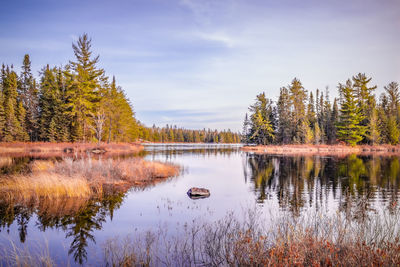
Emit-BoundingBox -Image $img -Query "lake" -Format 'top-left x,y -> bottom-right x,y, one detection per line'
1,144 -> 399,266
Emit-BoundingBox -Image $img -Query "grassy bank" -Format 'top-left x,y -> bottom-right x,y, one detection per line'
241,144 -> 400,155
0,157 -> 179,204
0,142 -> 143,156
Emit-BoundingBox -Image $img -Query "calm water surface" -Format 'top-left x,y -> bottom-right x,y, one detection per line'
1,144 -> 400,265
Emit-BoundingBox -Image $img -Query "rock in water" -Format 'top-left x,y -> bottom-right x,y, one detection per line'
187,187 -> 210,199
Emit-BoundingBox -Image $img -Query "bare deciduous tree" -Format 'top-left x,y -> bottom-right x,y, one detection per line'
90,110 -> 106,145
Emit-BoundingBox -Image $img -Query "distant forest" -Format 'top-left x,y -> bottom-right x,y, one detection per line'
0,34 -> 238,144
139,125 -> 241,143
243,76 -> 400,146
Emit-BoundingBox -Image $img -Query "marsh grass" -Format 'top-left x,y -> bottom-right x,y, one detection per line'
0,157 -> 180,205
0,239 -> 55,267
0,157 -> 12,169
103,206 -> 400,266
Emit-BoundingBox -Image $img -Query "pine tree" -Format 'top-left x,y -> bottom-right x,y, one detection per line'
329,98 -> 339,143
353,73 -> 377,120
277,87 -> 291,143
65,34 -> 105,141
299,119 -> 313,144
307,92 -> 316,126
2,66 -> 22,141
248,93 -> 275,144
48,118 -> 57,142
387,115 -> 399,145
367,107 -> 380,145
384,82 -> 400,119
39,65 -> 58,141
249,110 -> 275,144
289,78 -> 307,143
314,121 -> 322,144
242,113 -> 250,143
337,80 -> 366,146
16,101 -> 29,141
19,54 -> 39,141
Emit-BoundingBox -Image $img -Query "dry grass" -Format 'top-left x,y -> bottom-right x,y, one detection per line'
0,157 -> 12,168
103,207 -> 400,267
242,144 -> 400,156
0,239 -> 56,267
0,157 -> 180,205
0,173 -> 92,200
0,142 -> 143,156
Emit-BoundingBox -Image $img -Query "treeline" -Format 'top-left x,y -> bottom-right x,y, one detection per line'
0,34 -> 138,143
243,74 -> 400,146
138,125 -> 241,143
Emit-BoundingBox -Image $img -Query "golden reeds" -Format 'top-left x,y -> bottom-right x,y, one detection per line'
0,157 -> 180,204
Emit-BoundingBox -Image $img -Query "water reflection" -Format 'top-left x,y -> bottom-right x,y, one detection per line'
1,146 -> 400,265
0,191 -> 126,264
245,154 -> 400,216
144,144 -> 241,161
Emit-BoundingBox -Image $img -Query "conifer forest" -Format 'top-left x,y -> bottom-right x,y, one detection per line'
243,77 -> 400,146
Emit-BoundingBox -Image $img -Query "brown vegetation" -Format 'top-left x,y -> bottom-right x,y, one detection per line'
103,207 -> 400,266
0,157 -> 180,205
241,144 -> 400,156
0,142 -> 143,157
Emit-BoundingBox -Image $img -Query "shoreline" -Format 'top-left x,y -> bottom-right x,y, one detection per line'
0,157 -> 180,207
241,144 -> 400,155
0,142 -> 144,156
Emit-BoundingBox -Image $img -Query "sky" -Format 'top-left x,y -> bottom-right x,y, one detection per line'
0,0 -> 399,131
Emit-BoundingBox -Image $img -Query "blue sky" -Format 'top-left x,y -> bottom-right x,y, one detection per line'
1,0 -> 399,131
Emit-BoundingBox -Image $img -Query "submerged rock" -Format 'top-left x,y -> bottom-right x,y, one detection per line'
187,187 -> 210,199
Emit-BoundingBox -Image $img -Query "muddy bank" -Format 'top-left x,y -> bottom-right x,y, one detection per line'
241,144 -> 400,155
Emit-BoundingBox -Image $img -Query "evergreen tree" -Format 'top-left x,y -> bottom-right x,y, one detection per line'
249,110 -> 274,144
242,113 -> 250,143
19,54 -> 39,141
299,119 -> 313,144
247,93 -> 275,144
65,34 -> 105,141
2,66 -> 22,141
313,121 -> 322,144
353,73 -> 377,120
307,92 -> 316,126
289,78 -> 307,143
16,101 -> 29,141
367,107 -> 380,145
39,66 -> 59,141
337,80 -> 366,146
277,87 -> 291,143
353,73 -> 377,144
328,98 -> 339,143
387,115 -> 399,145
384,82 -> 400,119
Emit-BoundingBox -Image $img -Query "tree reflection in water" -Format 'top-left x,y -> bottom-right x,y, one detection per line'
0,191 -> 125,265
245,153 -> 400,216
